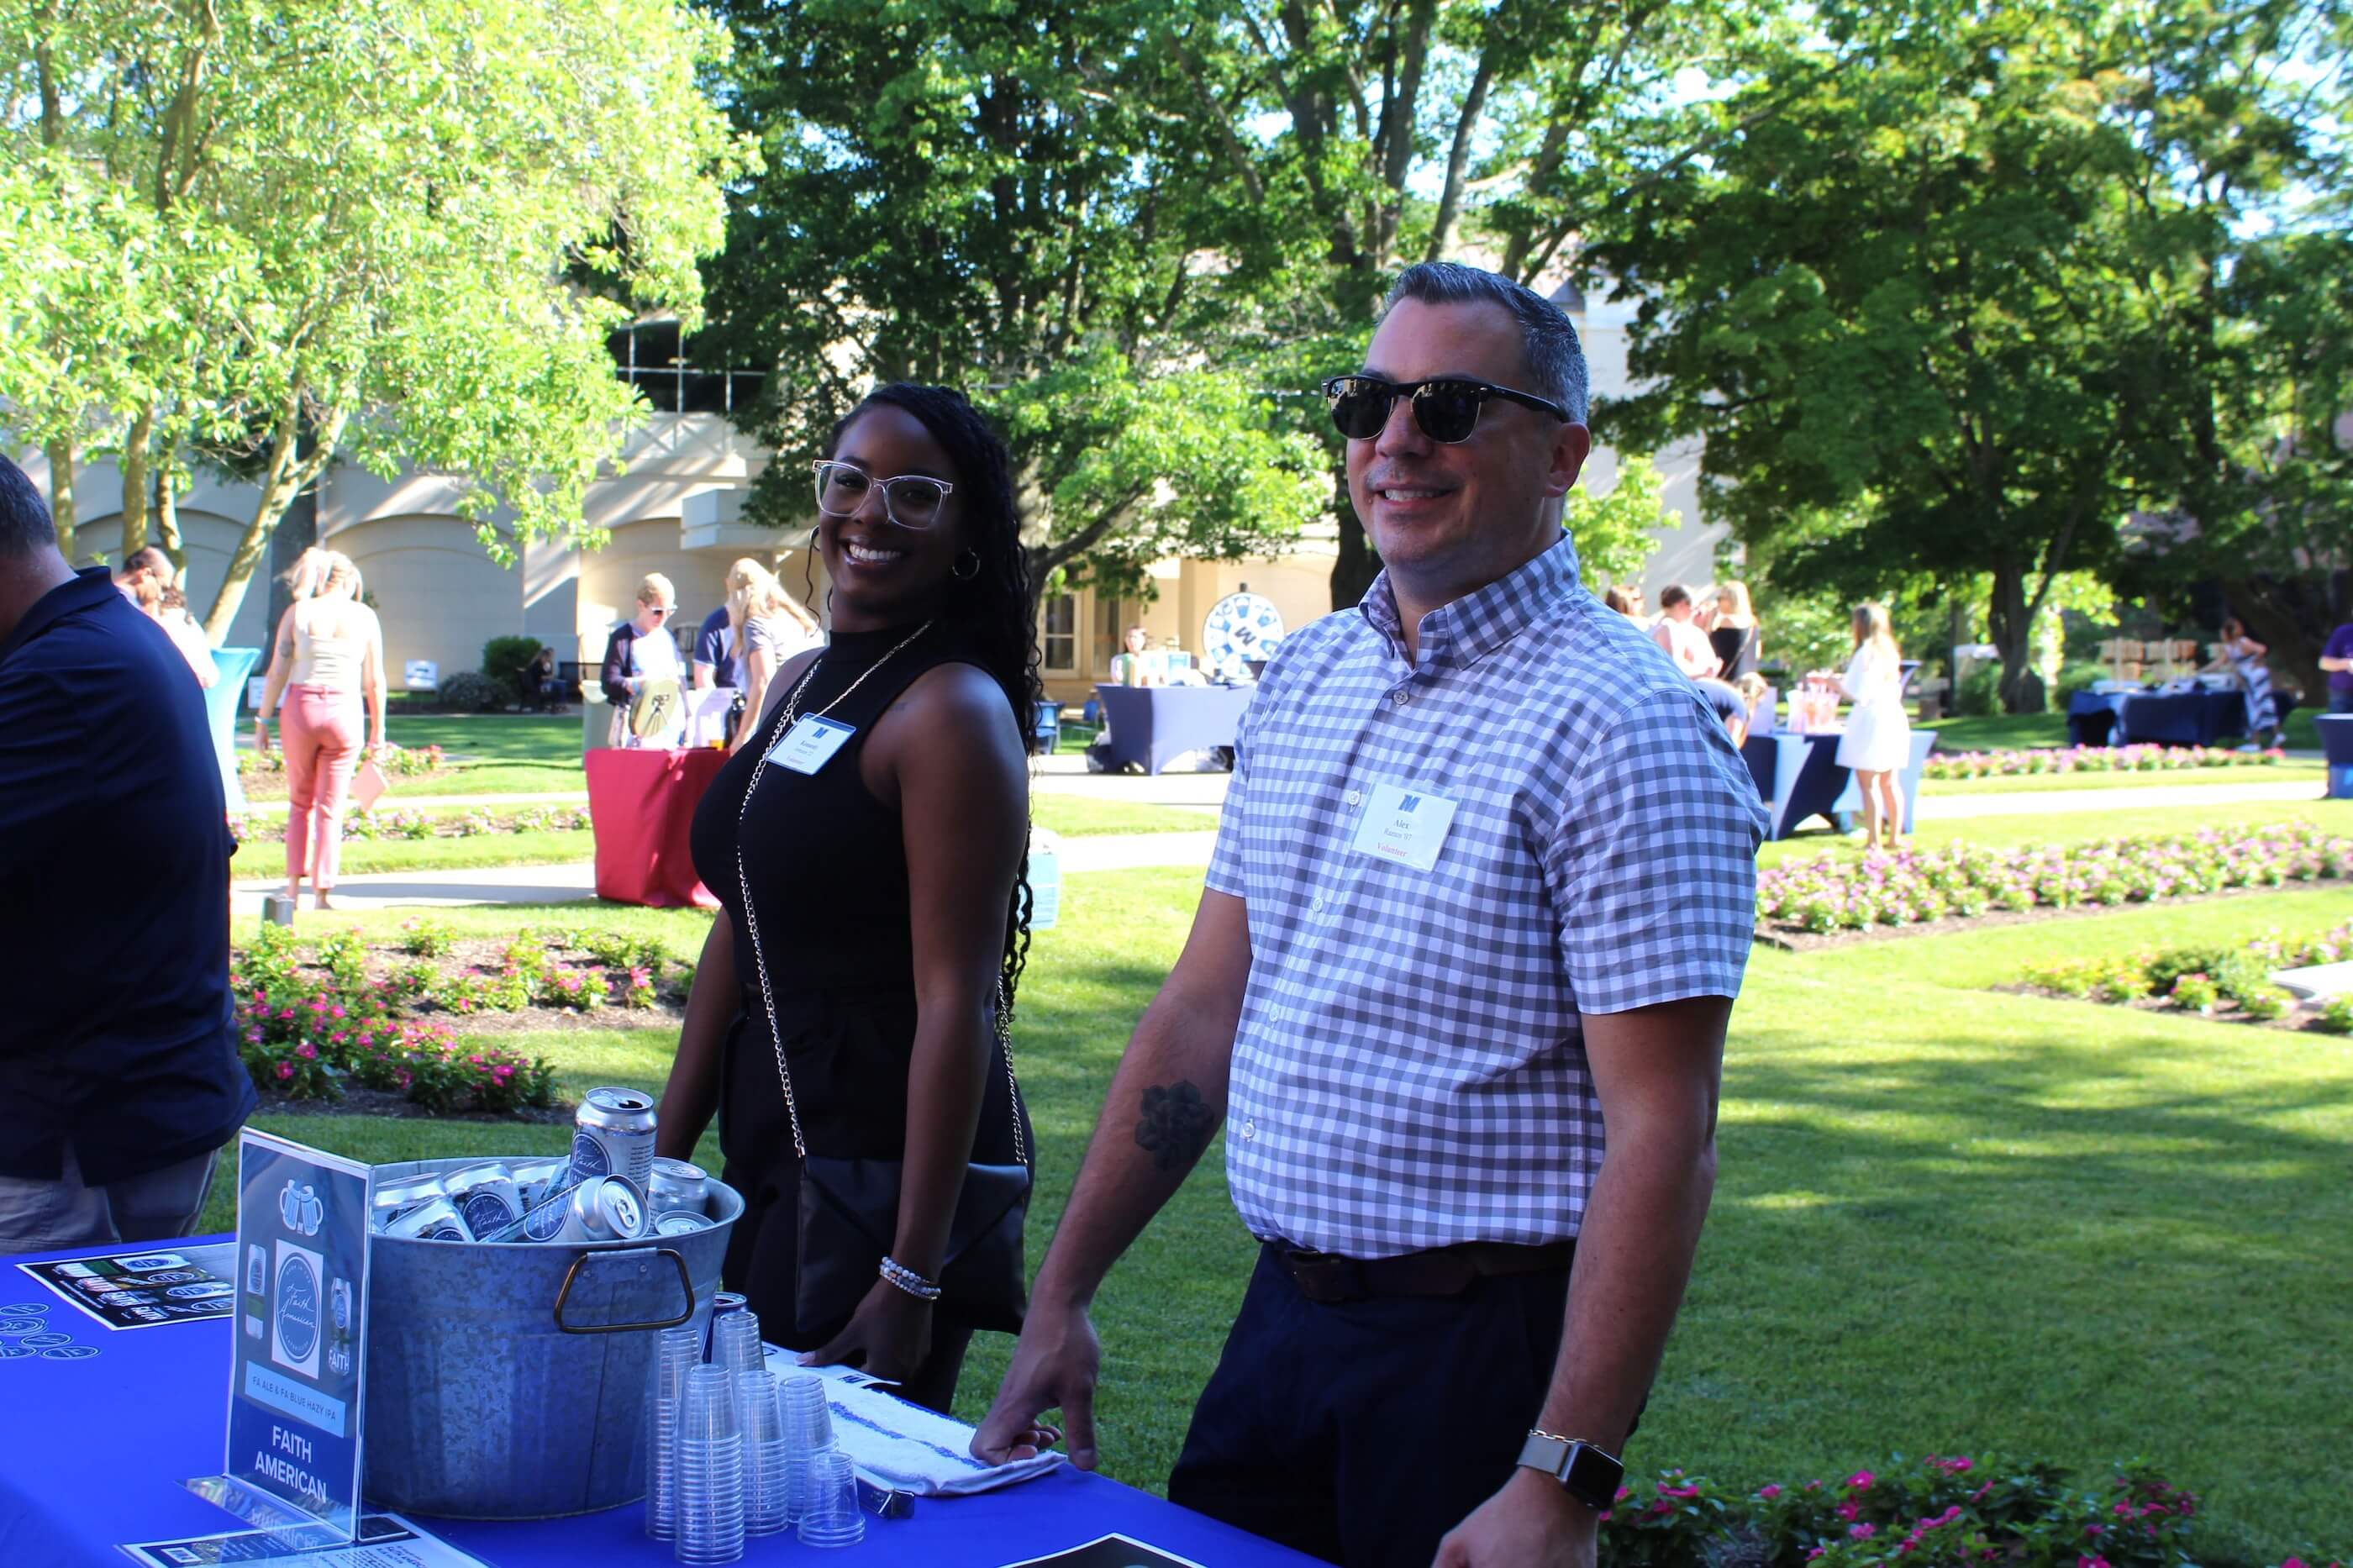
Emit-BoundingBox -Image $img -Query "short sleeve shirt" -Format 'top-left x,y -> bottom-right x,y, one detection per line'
694,607 -> 738,687
1205,538 -> 1766,1258
2327,624 -> 2353,694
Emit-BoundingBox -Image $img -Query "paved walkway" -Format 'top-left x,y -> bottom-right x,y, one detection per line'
234,772 -> 2334,915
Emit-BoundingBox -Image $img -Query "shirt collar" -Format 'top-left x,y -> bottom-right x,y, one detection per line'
0,566 -> 116,666
1359,532 -> 1583,671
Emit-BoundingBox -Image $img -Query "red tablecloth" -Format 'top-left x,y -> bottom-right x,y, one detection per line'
583,745 -> 729,908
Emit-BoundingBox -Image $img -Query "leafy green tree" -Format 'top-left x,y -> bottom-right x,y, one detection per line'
694,0 -> 1323,598
2,0 -> 747,636
1562,452 -> 1679,588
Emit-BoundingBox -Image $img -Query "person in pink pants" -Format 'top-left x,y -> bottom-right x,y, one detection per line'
255,550 -> 387,909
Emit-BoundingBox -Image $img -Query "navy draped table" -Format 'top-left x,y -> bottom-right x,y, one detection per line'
0,1236 -> 1324,1568
2064,687 -> 2293,748
1089,684 -> 1256,776
1740,729 -> 1938,841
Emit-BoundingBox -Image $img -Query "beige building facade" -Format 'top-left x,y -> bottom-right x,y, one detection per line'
18,289 -> 1723,713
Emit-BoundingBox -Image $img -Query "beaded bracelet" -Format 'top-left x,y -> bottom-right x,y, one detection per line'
879,1255 -> 942,1302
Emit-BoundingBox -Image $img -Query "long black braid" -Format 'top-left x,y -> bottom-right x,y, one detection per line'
822,384 -> 1043,1013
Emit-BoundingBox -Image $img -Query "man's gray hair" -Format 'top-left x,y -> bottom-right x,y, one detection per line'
1382,262 -> 1589,426
0,453 -> 57,556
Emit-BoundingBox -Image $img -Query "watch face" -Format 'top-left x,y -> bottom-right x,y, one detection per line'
1561,1443 -> 1623,1508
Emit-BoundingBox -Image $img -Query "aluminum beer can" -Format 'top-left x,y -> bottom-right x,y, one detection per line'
646,1158 -> 708,1215
542,1176 -> 647,1244
370,1173 -> 446,1229
442,1162 -> 523,1239
571,1087 -> 658,1192
509,1155 -> 571,1210
651,1211 -> 709,1238
382,1197 -> 470,1242
705,1290 -> 748,1360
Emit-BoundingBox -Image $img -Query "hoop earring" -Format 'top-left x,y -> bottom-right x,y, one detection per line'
952,550 -> 982,581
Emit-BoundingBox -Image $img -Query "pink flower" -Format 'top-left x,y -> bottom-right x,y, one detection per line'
1849,1523 -> 1877,1539
276,1062 -> 294,1080
297,1044 -> 317,1060
2079,1556 -> 2113,1568
1837,1503 -> 1861,1521
1758,1484 -> 1783,1500
330,1005 -> 345,1018
1848,1471 -> 1875,1490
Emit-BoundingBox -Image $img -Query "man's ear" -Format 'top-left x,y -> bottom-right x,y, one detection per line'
1545,422 -> 1592,500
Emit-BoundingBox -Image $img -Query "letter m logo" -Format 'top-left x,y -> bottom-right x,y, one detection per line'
1400,794 -> 1421,811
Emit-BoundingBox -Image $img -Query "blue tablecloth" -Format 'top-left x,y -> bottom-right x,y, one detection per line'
1740,729 -> 1937,840
2063,687 -> 2291,747
2318,714 -> 2353,799
0,1236 -> 1320,1568
1091,685 -> 1256,776
204,647 -> 261,811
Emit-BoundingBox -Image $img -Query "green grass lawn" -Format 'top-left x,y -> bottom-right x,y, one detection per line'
200,870 -> 2353,1559
382,712 -> 584,761
1923,760 -> 2326,795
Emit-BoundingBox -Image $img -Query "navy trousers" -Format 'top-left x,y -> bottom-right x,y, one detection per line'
1167,1243 -> 1575,1568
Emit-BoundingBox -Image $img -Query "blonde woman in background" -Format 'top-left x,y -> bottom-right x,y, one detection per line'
255,549 -> 387,908
1709,580 -> 1761,680
1824,602 -> 1909,850
728,565 -> 825,751
693,556 -> 769,692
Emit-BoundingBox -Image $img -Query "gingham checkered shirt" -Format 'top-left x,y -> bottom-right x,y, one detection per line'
1205,535 -> 1766,1258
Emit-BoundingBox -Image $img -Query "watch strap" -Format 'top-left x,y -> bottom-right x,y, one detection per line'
1516,1430 -> 1624,1513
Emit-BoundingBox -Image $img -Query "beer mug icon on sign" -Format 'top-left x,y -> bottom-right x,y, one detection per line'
277,1180 -> 324,1237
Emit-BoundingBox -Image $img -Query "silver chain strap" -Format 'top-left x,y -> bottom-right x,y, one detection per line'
731,625 -> 1025,1167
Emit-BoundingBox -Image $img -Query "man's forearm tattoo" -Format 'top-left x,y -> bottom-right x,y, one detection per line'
1134,1081 -> 1214,1174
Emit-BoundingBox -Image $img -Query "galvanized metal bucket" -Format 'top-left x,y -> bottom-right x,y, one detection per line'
361,1155 -> 743,1519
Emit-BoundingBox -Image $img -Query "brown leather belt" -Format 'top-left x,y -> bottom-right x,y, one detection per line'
1268,1239 -> 1573,1303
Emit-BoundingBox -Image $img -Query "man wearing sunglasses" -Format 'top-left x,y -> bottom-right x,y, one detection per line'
976,263 -> 1766,1568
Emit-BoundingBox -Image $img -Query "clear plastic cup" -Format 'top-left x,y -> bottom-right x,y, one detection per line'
778,1371 -> 834,1450
709,1308 -> 764,1374
645,1325 -> 702,1541
674,1365 -> 746,1565
795,1445 -> 865,1548
736,1368 -> 792,1536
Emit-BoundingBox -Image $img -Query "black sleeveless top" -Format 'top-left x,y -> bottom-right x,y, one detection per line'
687,620 -> 1027,1168
1710,622 -> 1761,679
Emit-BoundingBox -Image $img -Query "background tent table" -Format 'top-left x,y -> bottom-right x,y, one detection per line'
584,745 -> 729,908
1090,683 -> 1256,776
203,647 -> 260,811
0,1236 -> 1327,1568
2319,713 -> 2353,799
2064,687 -> 2292,747
1741,729 -> 1937,840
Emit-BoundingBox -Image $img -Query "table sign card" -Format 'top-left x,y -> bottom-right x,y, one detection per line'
120,1512 -> 489,1567
17,1242 -> 239,1330
190,1130 -> 374,1543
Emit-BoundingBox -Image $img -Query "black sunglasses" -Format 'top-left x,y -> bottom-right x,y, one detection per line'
1321,374 -> 1571,445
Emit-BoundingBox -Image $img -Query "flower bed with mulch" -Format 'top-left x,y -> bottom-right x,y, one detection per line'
2006,921 -> 2353,1035
231,919 -> 689,1115
1923,744 -> 2287,781
236,743 -> 451,798
1755,823 -> 2353,946
228,803 -> 589,845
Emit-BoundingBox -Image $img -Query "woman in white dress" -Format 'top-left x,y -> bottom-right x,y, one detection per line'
1834,602 -> 1911,850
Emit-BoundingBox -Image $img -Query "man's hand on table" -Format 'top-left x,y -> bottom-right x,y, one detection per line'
1432,1467 -> 1599,1568
970,1300 -> 1100,1469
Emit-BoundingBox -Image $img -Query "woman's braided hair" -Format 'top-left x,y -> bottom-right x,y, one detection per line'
824,383 -> 1042,1009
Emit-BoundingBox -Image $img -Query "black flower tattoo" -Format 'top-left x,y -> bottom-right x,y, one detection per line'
1134,1081 -> 1214,1174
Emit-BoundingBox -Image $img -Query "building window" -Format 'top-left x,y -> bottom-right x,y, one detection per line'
607,318 -> 766,414
1042,593 -> 1077,672
1092,595 -> 1121,675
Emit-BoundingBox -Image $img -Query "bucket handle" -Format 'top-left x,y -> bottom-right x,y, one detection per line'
552,1246 -> 697,1335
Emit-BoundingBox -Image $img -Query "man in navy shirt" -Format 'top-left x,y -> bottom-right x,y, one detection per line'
2322,618 -> 2353,715
0,453 -> 255,1249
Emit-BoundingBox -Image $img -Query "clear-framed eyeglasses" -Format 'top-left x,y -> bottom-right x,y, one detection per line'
811,460 -> 955,529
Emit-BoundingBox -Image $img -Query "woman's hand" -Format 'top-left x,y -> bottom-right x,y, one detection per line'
801,1276 -> 934,1385
253,719 -> 270,753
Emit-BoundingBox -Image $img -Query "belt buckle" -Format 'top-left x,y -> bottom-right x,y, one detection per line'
1282,1248 -> 1366,1304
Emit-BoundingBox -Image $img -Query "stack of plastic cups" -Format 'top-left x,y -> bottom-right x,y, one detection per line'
736,1369 -> 792,1536
675,1364 -> 746,1565
645,1325 -> 702,1542
777,1371 -> 834,1524
797,1448 -> 866,1548
710,1308 -> 765,1376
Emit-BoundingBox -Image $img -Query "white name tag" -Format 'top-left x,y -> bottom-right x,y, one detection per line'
766,715 -> 857,774
1350,781 -> 1459,872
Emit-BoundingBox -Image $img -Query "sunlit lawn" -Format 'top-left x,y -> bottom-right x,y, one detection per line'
207,868 -> 2353,1560
1757,797 -> 2347,869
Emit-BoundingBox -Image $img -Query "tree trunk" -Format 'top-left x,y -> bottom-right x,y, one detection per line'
1328,466 -> 1378,610
155,466 -> 186,580
1985,560 -> 2045,714
44,436 -> 77,563
118,407 -> 155,558
204,404 -> 346,643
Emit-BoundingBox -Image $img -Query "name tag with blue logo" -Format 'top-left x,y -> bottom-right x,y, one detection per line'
1351,781 -> 1459,872
767,715 -> 856,774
